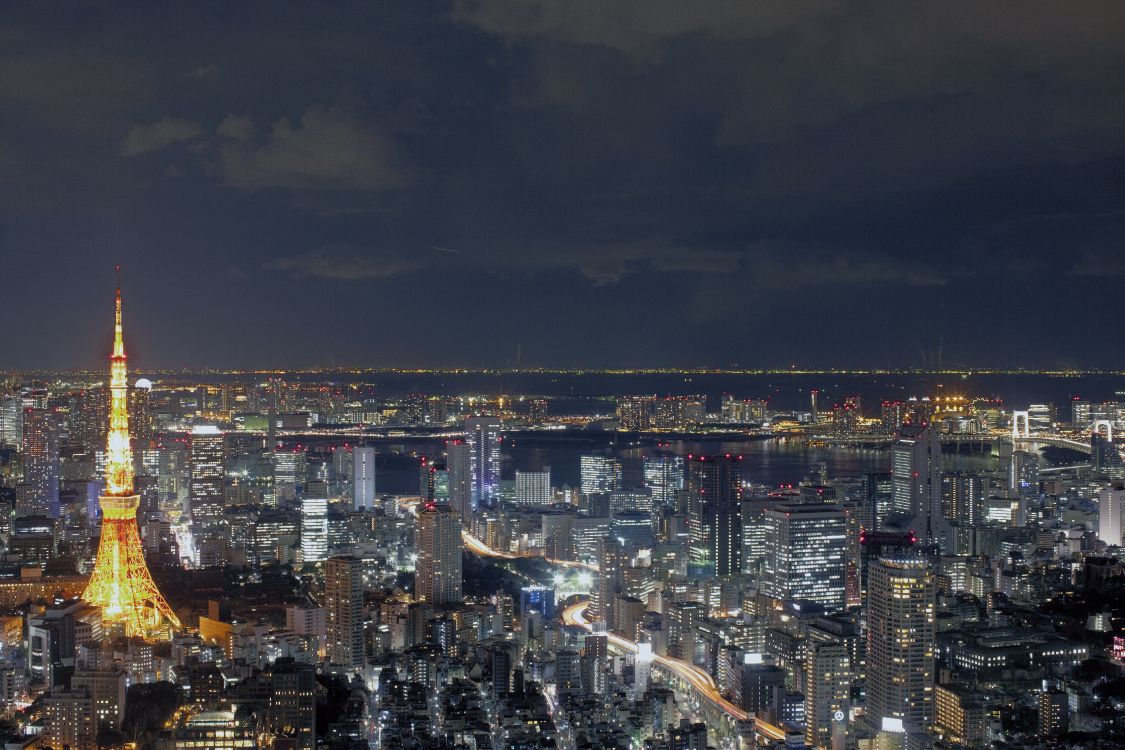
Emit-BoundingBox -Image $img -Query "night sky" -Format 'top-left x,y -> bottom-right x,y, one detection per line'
2,2 -> 1124,370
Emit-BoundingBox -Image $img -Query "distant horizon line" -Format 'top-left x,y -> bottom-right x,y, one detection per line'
2,366 -> 1122,378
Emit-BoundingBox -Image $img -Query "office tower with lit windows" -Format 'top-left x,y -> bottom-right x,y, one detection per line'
0,394 -> 21,448
862,471 -> 893,528
580,455 -> 621,496
416,502 -> 462,605
595,536 -> 629,629
891,423 -> 952,552
687,455 -> 742,578
762,503 -> 846,609
1009,450 -> 1039,497
300,496 -> 328,563
128,378 -> 153,446
616,396 -> 654,430
353,445 -> 376,510
329,446 -> 352,500
420,459 -> 449,503
272,449 -> 306,504
866,558 -> 936,734
324,555 -> 364,670
643,455 -> 684,509
21,407 -> 59,518
942,471 -> 985,527
189,425 -> 224,533
1099,485 -> 1125,546
1038,688 -> 1069,736
465,416 -> 501,510
805,640 -> 850,749
265,658 -> 317,750
446,440 -> 473,525
515,468 -> 551,508
527,398 -> 548,425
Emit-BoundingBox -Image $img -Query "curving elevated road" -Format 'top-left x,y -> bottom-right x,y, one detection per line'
560,599 -> 785,742
463,529 -> 785,742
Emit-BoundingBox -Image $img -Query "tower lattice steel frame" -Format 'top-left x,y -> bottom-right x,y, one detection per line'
82,271 -> 181,639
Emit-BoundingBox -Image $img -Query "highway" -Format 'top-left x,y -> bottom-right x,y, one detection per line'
461,530 -> 598,571
560,600 -> 785,743
463,529 -> 785,743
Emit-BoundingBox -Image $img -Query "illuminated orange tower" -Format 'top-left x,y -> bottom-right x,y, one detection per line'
83,271 -> 181,639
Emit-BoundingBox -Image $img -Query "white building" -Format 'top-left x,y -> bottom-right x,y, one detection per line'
1099,485 -> 1125,547
515,469 -> 552,508
353,446 -> 376,510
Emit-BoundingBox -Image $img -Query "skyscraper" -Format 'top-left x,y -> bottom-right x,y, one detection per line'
890,424 -> 952,552
446,440 -> 473,525
1099,484 -> 1125,547
866,558 -> 935,734
353,445 -> 376,510
1009,450 -> 1039,496
594,536 -> 629,629
0,394 -> 21,448
324,555 -> 364,670
300,496 -> 328,563
643,455 -> 684,509
465,417 -> 501,510
189,425 -> 224,536
416,502 -> 462,605
580,455 -> 622,496
20,407 -> 59,518
805,641 -> 850,749
687,455 -> 741,578
762,503 -> 847,609
515,468 -> 551,508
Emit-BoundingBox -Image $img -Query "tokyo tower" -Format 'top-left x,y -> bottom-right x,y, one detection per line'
82,271 -> 181,639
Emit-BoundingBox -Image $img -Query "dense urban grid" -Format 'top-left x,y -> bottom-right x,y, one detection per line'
0,286 -> 1121,750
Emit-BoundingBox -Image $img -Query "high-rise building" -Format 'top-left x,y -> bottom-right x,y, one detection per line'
266,658 -> 316,749
446,440 -> 473,525
416,502 -> 462,605
272,449 -> 307,504
616,396 -> 655,431
686,456 -> 742,578
71,668 -> 126,731
300,497 -> 328,563
420,458 -> 449,503
324,555 -> 364,669
189,426 -> 224,533
762,503 -> 847,609
42,689 -> 94,750
1038,688 -> 1069,736
353,446 -> 376,510
866,558 -> 935,734
1009,450 -> 1039,497
595,536 -> 629,628
804,641 -> 850,749
1098,484 -> 1125,547
20,407 -> 59,518
643,455 -> 684,509
0,394 -> 22,448
465,417 -> 501,510
942,472 -> 985,527
515,468 -> 552,508
890,424 -> 952,552
580,455 -> 621,496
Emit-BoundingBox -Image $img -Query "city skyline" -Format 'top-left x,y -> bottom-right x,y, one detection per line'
2,4 -> 1125,369
2,5 -> 1124,749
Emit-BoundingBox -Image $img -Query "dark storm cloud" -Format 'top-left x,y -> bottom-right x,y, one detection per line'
0,1 -> 1123,369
